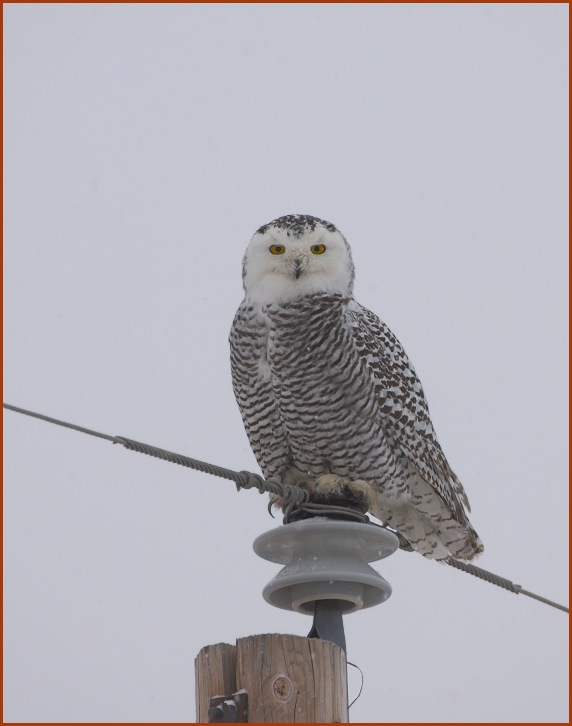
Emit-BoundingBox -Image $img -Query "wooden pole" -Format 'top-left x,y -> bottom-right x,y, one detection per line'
195,642 -> 237,723
195,633 -> 348,723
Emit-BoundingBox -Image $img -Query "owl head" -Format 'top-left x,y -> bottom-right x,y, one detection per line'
242,214 -> 355,304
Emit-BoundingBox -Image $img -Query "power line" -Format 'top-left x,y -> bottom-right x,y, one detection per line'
3,402 -> 569,615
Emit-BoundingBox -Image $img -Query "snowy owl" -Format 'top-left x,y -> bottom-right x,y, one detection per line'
230,214 -> 483,560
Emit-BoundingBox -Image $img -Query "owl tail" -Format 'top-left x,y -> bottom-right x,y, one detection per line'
410,475 -> 484,560
372,477 -> 484,561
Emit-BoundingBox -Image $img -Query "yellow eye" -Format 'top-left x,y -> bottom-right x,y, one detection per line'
310,243 -> 326,255
269,244 -> 285,255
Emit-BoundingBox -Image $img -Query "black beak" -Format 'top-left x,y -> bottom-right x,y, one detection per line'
294,259 -> 302,279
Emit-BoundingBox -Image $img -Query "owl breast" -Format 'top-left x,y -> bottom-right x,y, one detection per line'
262,293 -> 399,484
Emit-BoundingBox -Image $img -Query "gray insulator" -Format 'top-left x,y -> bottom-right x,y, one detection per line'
253,519 -> 399,614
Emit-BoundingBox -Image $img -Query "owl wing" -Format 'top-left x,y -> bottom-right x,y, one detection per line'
347,300 -> 471,522
229,302 -> 291,480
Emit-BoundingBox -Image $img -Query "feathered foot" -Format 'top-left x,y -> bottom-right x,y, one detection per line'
314,474 -> 376,509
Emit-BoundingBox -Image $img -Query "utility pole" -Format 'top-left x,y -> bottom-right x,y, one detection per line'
195,508 -> 398,723
195,634 -> 347,722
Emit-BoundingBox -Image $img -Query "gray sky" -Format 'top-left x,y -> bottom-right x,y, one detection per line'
4,3 -> 568,722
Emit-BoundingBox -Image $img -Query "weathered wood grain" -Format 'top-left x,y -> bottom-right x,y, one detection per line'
236,634 -> 348,723
195,642 -> 237,723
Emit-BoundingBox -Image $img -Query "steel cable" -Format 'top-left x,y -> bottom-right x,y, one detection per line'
4,402 -> 568,614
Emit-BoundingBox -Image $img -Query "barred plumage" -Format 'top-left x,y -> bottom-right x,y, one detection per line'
230,214 -> 483,560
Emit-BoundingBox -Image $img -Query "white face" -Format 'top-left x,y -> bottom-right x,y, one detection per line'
242,216 -> 355,305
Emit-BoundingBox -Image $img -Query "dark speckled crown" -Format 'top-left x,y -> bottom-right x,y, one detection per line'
256,214 -> 338,237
